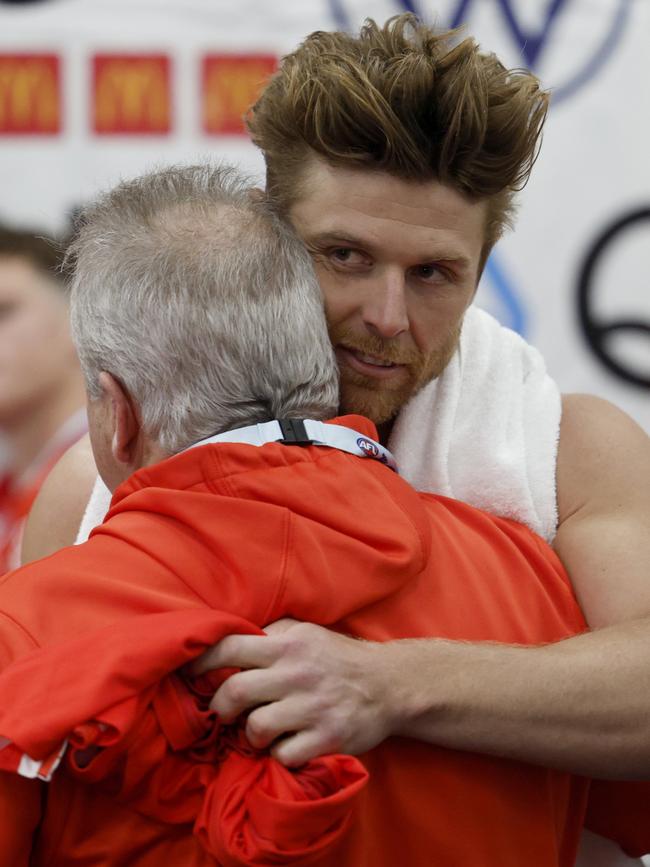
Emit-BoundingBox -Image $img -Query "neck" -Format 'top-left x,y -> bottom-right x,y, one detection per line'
376,417 -> 395,446
104,440 -> 170,495
1,373 -> 86,481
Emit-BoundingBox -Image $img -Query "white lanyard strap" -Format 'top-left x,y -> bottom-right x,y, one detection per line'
187,419 -> 398,473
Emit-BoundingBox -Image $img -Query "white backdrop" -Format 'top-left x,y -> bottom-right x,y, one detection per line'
0,0 -> 648,432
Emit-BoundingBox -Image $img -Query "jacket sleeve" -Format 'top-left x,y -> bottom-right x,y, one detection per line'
66,670 -> 369,867
0,611 -> 38,670
0,493 -> 282,648
0,773 -> 42,867
0,610 -> 368,866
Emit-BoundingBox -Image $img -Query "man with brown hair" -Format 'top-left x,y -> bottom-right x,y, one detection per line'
198,17 -> 650,862
23,14 -> 650,863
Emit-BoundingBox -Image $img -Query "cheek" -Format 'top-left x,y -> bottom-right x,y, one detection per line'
408,292 -> 470,356
1,304 -> 68,359
314,268 -> 343,325
314,265 -> 362,329
0,319 -> 51,383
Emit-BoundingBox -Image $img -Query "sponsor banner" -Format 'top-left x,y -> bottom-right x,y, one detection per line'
0,54 -> 60,134
0,0 -> 647,431
93,54 -> 171,135
202,54 -> 277,135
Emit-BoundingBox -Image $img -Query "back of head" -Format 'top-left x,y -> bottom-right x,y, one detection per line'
249,13 -> 549,250
69,164 -> 339,454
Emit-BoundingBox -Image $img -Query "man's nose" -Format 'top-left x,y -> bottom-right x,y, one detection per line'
361,268 -> 409,339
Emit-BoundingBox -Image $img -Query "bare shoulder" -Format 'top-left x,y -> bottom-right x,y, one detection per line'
21,433 -> 98,564
557,393 -> 649,521
555,394 -> 650,627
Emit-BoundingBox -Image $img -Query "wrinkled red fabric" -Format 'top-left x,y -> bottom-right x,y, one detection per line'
0,415 -> 645,865
197,739 -> 367,866
0,609 -> 368,864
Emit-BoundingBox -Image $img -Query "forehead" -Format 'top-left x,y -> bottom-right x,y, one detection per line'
0,255 -> 61,303
289,158 -> 487,262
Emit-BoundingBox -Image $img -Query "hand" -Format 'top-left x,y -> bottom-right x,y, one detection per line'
191,619 -> 395,767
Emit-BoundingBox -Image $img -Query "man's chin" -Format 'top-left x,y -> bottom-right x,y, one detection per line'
338,363 -> 448,425
338,382 -> 413,426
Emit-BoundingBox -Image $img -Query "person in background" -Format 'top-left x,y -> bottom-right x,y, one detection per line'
0,226 -> 86,573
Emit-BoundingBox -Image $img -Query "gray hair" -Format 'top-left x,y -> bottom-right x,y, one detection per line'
68,163 -> 339,453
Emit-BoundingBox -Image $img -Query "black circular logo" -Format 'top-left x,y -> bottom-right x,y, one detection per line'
577,208 -> 650,389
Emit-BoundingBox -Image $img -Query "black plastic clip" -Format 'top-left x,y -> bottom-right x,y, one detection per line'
277,419 -> 313,445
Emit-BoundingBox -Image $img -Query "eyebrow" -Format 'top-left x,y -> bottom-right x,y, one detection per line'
307,231 -> 473,272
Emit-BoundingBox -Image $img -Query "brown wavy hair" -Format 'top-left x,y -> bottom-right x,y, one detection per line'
248,14 -> 549,256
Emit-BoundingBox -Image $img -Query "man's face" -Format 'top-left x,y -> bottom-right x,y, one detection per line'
289,160 -> 487,424
0,256 -> 77,426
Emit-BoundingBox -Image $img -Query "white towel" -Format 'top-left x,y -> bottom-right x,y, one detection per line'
388,305 -> 561,543
76,474 -> 111,545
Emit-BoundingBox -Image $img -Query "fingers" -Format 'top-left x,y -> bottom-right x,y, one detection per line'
244,699 -> 335,760
210,667 -> 288,721
190,634 -> 277,676
263,618 -> 300,636
244,700 -> 298,750
271,729 -> 336,768
190,620 -> 314,676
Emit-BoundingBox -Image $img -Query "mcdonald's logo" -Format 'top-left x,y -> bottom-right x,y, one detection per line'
0,54 -> 61,135
93,55 -> 171,134
202,54 -> 277,136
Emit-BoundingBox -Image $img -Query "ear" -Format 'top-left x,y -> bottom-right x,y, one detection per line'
97,371 -> 141,467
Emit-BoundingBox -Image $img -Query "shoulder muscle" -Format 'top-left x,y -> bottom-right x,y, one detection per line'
555,394 -> 650,627
21,434 -> 98,564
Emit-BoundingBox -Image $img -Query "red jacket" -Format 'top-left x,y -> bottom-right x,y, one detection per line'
0,415 -> 628,865
0,609 -> 368,866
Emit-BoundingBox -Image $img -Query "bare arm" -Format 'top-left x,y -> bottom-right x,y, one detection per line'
389,395 -> 650,777
196,395 -> 650,777
554,394 -> 650,628
21,433 -> 97,563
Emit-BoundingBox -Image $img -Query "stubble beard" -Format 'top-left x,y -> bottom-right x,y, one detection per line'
331,323 -> 461,426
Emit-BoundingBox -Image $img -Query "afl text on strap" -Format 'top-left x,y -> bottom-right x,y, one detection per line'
187,419 -> 398,472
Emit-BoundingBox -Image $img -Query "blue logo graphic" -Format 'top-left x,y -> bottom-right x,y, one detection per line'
357,437 -> 381,459
357,437 -> 390,464
449,0 -> 568,68
327,0 -> 632,336
329,0 -> 631,107
443,0 -> 631,106
482,255 -> 527,336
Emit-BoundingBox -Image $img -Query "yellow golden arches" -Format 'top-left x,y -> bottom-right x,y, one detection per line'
202,55 -> 276,135
0,56 -> 60,134
93,56 -> 171,134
